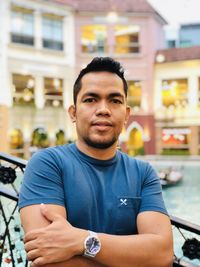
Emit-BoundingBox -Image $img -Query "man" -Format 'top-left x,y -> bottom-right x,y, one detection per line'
19,57 -> 173,267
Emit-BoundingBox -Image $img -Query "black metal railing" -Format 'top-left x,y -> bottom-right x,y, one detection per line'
0,153 -> 27,267
0,152 -> 200,267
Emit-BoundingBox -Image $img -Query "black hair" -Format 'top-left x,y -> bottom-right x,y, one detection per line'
73,57 -> 128,104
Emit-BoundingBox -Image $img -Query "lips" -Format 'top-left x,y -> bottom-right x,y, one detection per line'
91,120 -> 113,131
92,121 -> 112,127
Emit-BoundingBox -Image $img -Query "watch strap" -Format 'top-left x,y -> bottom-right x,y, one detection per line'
83,230 -> 101,258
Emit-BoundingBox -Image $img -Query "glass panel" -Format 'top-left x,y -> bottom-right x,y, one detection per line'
42,15 -> 63,50
180,40 -> 191,48
127,128 -> 144,156
114,25 -> 140,54
44,77 -> 63,107
161,128 -> 191,155
127,81 -> 142,107
162,128 -> 191,146
161,79 -> 188,107
31,128 -> 50,148
11,6 -> 34,45
81,25 -> 107,53
10,129 -> 24,149
12,74 -> 35,105
55,129 -> 66,145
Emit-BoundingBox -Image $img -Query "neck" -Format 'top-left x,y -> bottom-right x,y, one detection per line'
76,140 -> 117,160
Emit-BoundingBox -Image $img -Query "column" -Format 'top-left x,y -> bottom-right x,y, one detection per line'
63,75 -> 73,109
189,126 -> 199,155
156,126 -> 163,155
188,76 -> 198,107
0,106 -> 9,153
64,13 -> 75,66
0,0 -> 10,152
34,10 -> 42,49
154,79 -> 163,111
0,0 -> 12,107
35,76 -> 45,109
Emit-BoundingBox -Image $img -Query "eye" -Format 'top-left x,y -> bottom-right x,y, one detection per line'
111,98 -> 123,104
83,97 -> 96,103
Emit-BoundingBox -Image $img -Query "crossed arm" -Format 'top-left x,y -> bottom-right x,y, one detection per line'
20,204 -> 173,267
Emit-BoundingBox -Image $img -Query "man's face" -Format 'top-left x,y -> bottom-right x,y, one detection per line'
69,71 -> 130,150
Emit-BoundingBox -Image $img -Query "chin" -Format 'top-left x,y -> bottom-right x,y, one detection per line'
84,136 -> 117,149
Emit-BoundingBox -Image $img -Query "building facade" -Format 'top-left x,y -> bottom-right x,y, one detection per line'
0,0 -> 75,157
0,0 -> 167,157
62,0 -> 167,155
155,46 -> 200,155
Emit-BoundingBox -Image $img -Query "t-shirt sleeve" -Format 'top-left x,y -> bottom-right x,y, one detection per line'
139,162 -> 168,215
18,148 -> 65,210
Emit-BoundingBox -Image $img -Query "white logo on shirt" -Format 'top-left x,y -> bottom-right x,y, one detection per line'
120,198 -> 127,206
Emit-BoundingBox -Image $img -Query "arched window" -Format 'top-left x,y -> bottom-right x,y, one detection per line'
127,128 -> 144,156
31,127 -> 49,148
55,129 -> 66,145
10,128 -> 24,149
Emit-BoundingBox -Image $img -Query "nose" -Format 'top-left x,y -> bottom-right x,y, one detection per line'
95,100 -> 111,116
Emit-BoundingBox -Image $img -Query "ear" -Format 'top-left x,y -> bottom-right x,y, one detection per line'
68,105 -> 76,123
124,106 -> 131,125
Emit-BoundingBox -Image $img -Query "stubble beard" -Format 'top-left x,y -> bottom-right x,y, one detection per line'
83,135 -> 117,149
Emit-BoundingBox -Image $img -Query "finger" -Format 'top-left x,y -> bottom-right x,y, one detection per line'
40,203 -> 61,222
24,230 -> 42,243
30,257 -> 44,267
24,239 -> 38,252
27,248 -> 41,261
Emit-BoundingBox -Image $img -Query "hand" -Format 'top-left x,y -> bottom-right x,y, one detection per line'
24,204 -> 87,266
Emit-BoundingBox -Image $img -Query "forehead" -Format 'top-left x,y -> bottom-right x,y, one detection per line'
80,71 -> 124,95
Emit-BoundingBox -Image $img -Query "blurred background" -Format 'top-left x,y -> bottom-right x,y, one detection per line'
0,1 -> 200,266
0,0 -> 200,159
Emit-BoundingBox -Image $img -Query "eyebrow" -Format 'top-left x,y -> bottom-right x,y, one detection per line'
81,92 -> 125,100
82,92 -> 99,99
108,93 -> 124,99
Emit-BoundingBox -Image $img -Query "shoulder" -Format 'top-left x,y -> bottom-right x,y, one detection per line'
26,144 -> 74,169
118,151 -> 150,170
118,151 -> 156,180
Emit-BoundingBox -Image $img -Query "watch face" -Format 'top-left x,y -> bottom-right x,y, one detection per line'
86,237 -> 100,254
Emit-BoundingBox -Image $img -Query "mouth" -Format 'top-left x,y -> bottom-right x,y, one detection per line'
91,121 -> 113,131
92,120 -> 112,126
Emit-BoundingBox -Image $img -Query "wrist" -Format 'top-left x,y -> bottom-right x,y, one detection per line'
74,228 -> 88,256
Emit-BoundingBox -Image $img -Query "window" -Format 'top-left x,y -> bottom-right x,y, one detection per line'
81,25 -> 107,53
12,74 -> 35,105
114,25 -> 140,54
10,128 -> 24,149
44,77 -> 63,107
161,128 -> 191,155
180,40 -> 191,48
127,128 -> 144,156
161,79 -> 188,107
127,81 -> 142,108
167,40 -> 176,48
31,128 -> 50,148
11,6 -> 34,45
162,128 -> 190,146
42,14 -> 63,51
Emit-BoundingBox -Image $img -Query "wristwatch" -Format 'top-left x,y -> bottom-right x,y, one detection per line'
83,231 -> 101,258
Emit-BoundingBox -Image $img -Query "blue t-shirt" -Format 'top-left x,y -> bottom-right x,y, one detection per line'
19,143 -> 167,235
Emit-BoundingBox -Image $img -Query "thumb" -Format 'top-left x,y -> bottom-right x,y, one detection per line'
40,203 -> 60,222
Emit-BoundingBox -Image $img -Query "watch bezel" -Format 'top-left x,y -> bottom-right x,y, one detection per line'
83,231 -> 101,258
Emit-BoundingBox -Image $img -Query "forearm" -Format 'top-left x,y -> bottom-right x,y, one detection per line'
92,233 -> 173,267
41,256 -> 106,267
